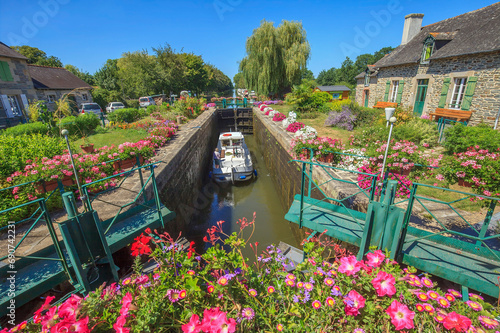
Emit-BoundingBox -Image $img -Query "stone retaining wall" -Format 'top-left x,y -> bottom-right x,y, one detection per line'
153,108 -> 219,233
253,108 -> 370,216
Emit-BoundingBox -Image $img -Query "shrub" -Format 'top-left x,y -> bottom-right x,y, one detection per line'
349,103 -> 383,127
328,99 -> 352,112
443,123 -> 500,154
173,96 -> 206,118
309,91 -> 331,108
57,113 -> 101,137
0,134 -> 68,178
2,121 -> 50,137
324,106 -> 357,131
392,118 -> 439,147
146,104 -> 157,114
125,99 -> 140,109
107,108 -> 146,123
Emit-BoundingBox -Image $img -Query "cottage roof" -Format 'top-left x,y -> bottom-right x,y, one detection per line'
355,65 -> 377,79
316,85 -> 351,92
374,2 -> 500,68
28,65 -> 92,90
0,42 -> 28,60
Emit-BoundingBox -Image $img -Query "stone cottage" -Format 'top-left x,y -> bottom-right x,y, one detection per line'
28,65 -> 93,112
355,3 -> 500,125
0,42 -> 37,127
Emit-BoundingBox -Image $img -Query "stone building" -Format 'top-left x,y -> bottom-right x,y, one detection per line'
355,3 -> 500,125
28,65 -> 92,112
0,42 -> 37,127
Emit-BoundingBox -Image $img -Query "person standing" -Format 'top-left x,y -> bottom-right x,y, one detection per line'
214,148 -> 221,169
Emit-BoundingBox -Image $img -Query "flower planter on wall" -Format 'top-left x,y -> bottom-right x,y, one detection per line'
36,180 -> 58,194
458,179 -> 473,188
80,144 -> 95,153
113,156 -> 144,171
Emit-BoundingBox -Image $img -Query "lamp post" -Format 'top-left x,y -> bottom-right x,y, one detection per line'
61,129 -> 86,212
385,107 -> 395,128
380,116 -> 397,186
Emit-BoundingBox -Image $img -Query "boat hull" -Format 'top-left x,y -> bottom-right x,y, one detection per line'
213,169 -> 254,183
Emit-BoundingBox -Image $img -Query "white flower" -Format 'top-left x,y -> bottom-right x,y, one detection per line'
294,126 -> 317,140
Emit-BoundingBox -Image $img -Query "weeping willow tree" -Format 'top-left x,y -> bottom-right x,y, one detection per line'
239,20 -> 310,97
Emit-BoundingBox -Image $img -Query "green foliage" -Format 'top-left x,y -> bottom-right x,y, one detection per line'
285,80 -> 315,112
205,64 -> 233,97
11,45 -> 63,67
107,108 -> 146,123
392,118 -> 439,147
146,105 -> 156,114
0,134 -> 67,178
443,123 -> 500,154
239,20 -> 310,96
173,97 -> 206,118
2,121 -> 50,137
233,72 -> 246,91
91,87 -> 123,110
125,99 -> 140,109
94,59 -> 120,91
64,64 -> 95,85
309,91 -> 331,108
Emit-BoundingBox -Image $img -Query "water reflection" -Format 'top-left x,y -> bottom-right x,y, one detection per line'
187,135 -> 300,259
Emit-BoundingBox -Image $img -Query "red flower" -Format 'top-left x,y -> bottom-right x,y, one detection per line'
443,312 -> 472,332
187,241 -> 196,259
130,233 -> 152,256
371,271 -> 396,297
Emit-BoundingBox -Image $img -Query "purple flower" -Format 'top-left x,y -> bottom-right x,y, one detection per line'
293,295 -> 300,303
303,291 -> 311,303
241,307 -> 255,320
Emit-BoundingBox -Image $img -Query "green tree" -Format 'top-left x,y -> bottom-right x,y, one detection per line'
301,68 -> 315,81
316,68 -> 338,86
153,44 -> 186,96
239,20 -> 310,97
11,45 -> 63,67
233,72 -> 246,91
337,57 -> 358,86
373,46 -> 394,62
117,50 -> 160,98
94,59 -> 120,91
205,64 -> 233,96
179,53 -> 209,96
64,64 -> 95,86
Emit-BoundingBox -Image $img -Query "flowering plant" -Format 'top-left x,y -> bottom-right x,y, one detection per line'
290,136 -> 343,162
294,125 -> 317,140
286,122 -> 305,133
441,146 -> 500,197
272,112 -> 286,122
14,218 -> 500,333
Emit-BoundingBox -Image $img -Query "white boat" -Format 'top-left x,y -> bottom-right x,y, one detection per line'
212,132 -> 255,183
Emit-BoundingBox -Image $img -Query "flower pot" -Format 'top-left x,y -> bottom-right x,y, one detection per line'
80,144 -> 95,153
113,156 -> 144,171
36,179 -> 59,194
458,179 -> 473,188
392,166 -> 412,176
62,175 -> 76,186
318,153 -> 334,164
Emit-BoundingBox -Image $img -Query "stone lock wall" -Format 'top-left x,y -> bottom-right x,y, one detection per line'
154,108 -> 219,233
355,51 -> 500,126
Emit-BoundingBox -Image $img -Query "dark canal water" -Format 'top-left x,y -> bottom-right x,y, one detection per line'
186,135 -> 300,258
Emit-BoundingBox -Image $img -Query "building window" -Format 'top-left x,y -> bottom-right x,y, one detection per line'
7,95 -> 21,116
47,95 -> 56,103
450,78 -> 467,109
82,93 -> 88,101
364,73 -> 370,87
390,80 -> 399,103
421,37 -> 435,64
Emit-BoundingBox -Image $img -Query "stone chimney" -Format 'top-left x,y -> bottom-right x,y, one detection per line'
401,13 -> 424,45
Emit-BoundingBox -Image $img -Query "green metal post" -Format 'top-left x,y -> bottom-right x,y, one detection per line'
40,200 -> 74,283
100,113 -> 106,127
475,200 -> 497,247
62,192 -> 78,218
369,175 -> 377,202
83,186 -> 92,212
394,184 -> 418,260
299,162 -> 306,228
136,154 -> 147,204
308,148 -> 313,197
150,165 -> 165,228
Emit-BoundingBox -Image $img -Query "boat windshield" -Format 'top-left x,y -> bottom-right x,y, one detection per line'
221,139 -> 231,147
232,139 -> 242,146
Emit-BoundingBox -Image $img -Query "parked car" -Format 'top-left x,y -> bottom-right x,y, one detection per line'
139,96 -> 155,108
80,103 -> 103,116
106,102 -> 125,113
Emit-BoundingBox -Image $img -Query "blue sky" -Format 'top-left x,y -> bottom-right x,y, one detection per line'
0,0 -> 495,81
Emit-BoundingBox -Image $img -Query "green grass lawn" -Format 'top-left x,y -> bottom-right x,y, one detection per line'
72,128 -> 148,152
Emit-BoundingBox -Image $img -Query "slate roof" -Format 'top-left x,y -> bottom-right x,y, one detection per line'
374,2 -> 500,68
28,65 -> 92,90
316,85 -> 351,92
0,42 -> 28,60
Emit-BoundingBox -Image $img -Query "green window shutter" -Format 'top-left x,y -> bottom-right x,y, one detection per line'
383,81 -> 390,102
461,76 -> 477,111
438,77 -> 451,108
0,61 -> 13,81
396,80 -> 404,104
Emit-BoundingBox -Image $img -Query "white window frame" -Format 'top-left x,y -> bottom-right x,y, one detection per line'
450,77 -> 467,109
47,94 -> 56,103
7,95 -> 21,117
364,73 -> 370,87
390,80 -> 399,103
